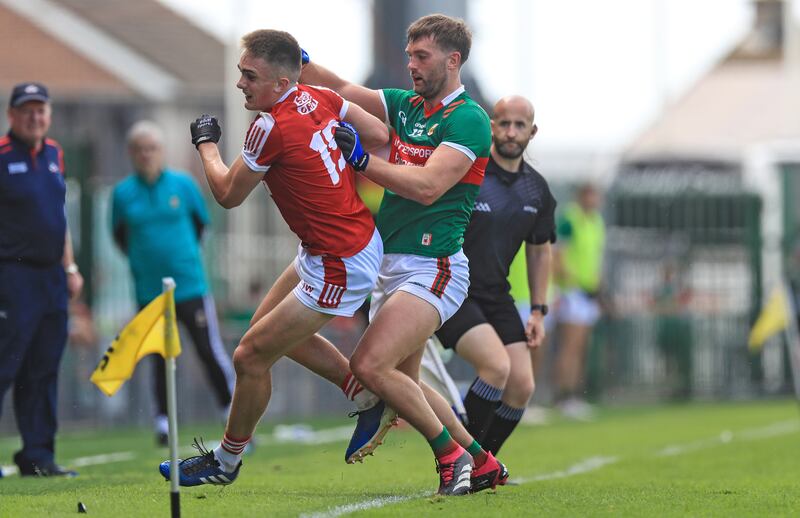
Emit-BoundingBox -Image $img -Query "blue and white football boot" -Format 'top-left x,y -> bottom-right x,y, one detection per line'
159,438 -> 241,487
345,400 -> 398,464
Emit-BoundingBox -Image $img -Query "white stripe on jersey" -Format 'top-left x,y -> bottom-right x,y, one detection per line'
378,90 -> 389,124
241,113 -> 275,173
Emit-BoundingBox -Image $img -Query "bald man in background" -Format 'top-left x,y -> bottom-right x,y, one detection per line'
435,96 -> 556,454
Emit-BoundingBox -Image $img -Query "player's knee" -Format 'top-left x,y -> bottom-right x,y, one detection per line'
478,356 -> 510,388
507,376 -> 535,406
349,354 -> 379,387
232,341 -> 269,377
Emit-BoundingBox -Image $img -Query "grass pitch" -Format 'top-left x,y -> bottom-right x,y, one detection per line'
1,400 -> 799,517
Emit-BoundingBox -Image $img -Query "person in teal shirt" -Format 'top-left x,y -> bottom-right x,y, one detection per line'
111,121 -> 233,445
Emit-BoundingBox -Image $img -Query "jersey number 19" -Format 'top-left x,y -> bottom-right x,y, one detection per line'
309,120 -> 345,186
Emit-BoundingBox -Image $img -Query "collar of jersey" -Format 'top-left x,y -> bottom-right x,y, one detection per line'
272,85 -> 298,109
423,84 -> 465,118
6,130 -> 46,154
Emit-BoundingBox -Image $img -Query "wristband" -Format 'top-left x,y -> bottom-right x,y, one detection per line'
65,263 -> 79,275
530,304 -> 548,316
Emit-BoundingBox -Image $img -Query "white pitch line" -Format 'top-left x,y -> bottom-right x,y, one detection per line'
70,451 -> 137,467
511,455 -> 620,484
301,492 -> 430,518
0,450 -> 136,477
303,456 -> 619,518
656,419 -> 800,457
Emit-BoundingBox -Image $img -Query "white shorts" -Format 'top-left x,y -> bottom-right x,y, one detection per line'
554,289 -> 601,326
369,251 -> 469,328
292,229 -> 383,317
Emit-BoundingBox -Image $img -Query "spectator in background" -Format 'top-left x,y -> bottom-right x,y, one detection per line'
110,121 -> 234,446
551,183 -> 605,420
651,261 -> 693,400
0,82 -> 83,476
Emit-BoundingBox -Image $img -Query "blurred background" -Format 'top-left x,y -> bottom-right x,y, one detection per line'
1,0 -> 800,433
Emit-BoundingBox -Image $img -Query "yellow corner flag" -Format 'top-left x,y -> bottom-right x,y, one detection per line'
748,287 -> 790,351
91,288 -> 181,396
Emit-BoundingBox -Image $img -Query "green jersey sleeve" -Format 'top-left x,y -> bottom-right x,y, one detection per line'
439,105 -> 491,161
380,88 -> 410,125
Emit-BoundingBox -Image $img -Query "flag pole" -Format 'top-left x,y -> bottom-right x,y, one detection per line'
162,277 -> 180,518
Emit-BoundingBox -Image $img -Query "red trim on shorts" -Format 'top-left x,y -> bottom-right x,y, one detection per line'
318,256 -> 347,308
430,257 -> 451,299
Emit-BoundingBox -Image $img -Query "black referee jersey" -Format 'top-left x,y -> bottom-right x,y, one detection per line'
463,155 -> 557,298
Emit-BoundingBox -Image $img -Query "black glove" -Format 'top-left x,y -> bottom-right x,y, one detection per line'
334,122 -> 369,172
190,114 -> 221,148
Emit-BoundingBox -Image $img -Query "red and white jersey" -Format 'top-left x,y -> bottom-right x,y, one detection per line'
241,84 -> 375,257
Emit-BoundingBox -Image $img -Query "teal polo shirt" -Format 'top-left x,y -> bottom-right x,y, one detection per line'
111,169 -> 210,306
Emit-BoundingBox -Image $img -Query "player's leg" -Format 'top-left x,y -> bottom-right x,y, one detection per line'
250,259 -> 381,414
481,341 -> 532,454
420,379 -> 509,492
452,325 -> 510,441
476,295 -> 534,453
350,252 -> 472,495
159,287 -> 333,486
352,291 -> 444,436
436,298 -> 509,441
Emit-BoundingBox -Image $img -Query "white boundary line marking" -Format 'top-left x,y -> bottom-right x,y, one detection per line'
300,418 -> 800,517
511,455 -> 620,484
303,456 -> 620,518
0,450 -> 136,477
656,419 -> 800,457
301,492 -> 430,518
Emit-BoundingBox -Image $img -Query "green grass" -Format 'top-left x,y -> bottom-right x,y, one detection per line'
1,401 -> 799,517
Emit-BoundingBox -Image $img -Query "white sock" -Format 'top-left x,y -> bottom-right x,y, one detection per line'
342,373 -> 379,411
154,414 -> 168,435
354,389 -> 379,411
213,446 -> 241,473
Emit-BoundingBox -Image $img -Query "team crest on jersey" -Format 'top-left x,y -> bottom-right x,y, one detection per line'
421,233 -> 432,246
294,91 -> 318,115
169,195 -> 180,209
48,162 -> 59,173
398,111 -> 407,126
427,123 -> 438,136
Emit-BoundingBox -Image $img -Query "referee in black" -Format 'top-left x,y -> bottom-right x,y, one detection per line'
435,95 -> 556,454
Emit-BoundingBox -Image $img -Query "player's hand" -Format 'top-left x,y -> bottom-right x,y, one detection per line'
334,121 -> 370,171
190,114 -> 222,148
525,312 -> 546,349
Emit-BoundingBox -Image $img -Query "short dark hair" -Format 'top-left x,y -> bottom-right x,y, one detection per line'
407,14 -> 472,65
241,29 -> 301,80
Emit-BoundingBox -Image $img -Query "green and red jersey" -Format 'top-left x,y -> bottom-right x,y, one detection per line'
377,86 -> 491,257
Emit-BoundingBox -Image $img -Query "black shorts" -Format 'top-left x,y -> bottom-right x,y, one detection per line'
435,292 -> 526,350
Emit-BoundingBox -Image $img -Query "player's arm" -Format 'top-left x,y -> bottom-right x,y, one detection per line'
190,114 -> 263,209
197,146 -> 262,209
301,62 -> 386,122
342,101 -> 389,151
334,123 -> 471,205
363,147 -> 471,205
525,242 -> 552,348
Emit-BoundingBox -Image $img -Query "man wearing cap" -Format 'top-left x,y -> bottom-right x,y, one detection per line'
0,82 -> 83,477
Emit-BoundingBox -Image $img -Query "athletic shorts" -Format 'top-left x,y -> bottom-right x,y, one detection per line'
554,289 -> 601,326
435,292 -> 526,350
368,250 -> 469,328
292,228 -> 383,317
